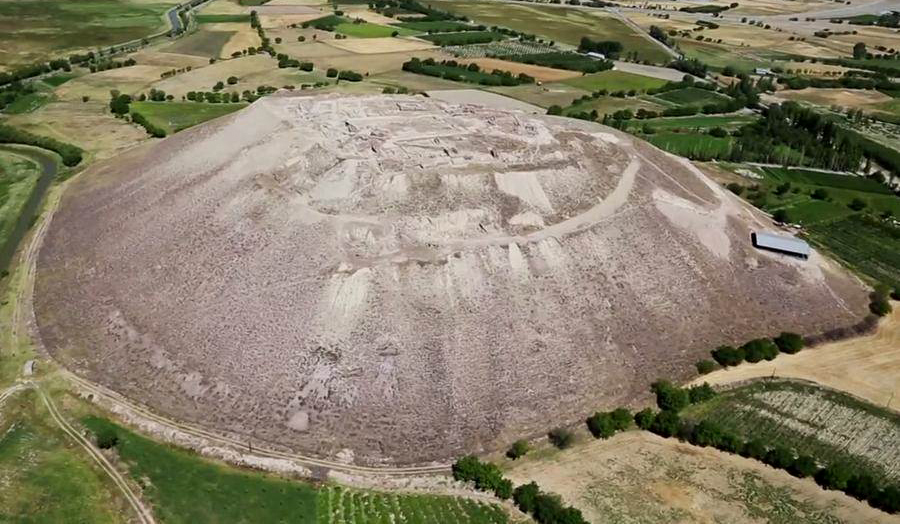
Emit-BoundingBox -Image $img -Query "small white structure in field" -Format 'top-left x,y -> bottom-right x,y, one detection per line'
755,67 -> 772,76
586,52 -> 606,60
752,231 -> 810,259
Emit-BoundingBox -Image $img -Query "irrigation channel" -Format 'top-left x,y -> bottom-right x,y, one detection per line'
0,145 -> 58,276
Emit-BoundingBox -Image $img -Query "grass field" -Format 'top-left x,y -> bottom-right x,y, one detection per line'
563,95 -> 664,118
682,379 -> 900,482
393,20 -> 479,32
560,70 -> 667,92
0,151 -> 40,252
676,39 -> 775,72
647,131 -> 733,159
654,87 -> 731,107
195,13 -> 251,23
2,92 -> 53,114
80,416 -> 511,523
420,31 -> 506,46
807,215 -> 900,289
0,392 -> 126,524
335,21 -> 418,38
642,113 -> 758,130
130,101 -> 247,134
0,0 -> 176,67
426,0 -> 671,63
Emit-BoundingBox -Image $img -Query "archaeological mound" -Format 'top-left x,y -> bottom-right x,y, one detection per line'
35,94 -> 868,465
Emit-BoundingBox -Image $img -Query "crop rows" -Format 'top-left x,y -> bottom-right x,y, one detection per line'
806,215 -> 900,288
316,486 -> 508,524
442,40 -> 554,59
690,380 -> 900,482
762,167 -> 893,194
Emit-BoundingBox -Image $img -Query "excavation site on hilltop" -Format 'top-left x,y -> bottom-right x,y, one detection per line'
34,93 -> 869,465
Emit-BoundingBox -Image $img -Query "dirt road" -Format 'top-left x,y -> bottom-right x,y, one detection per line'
692,305 -> 900,410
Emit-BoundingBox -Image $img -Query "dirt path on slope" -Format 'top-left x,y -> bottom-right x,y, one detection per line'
691,304 -> 900,410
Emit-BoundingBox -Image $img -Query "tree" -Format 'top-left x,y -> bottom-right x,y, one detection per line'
853,42 -> 867,59
549,427 -> 575,449
227,76 -> 238,85
773,208 -> 790,223
846,473 -> 878,500
848,197 -> 867,211
587,412 -> 616,438
652,380 -> 689,412
513,482 -> 540,513
870,296 -> 892,316
696,360 -> 716,374
711,345 -> 744,366
547,105 -> 563,116
789,455 -> 819,478
649,410 -> 681,437
109,91 -> 132,115
742,438 -> 767,460
610,408 -> 631,430
870,485 -> 900,513
507,439 -> 530,459
326,68 -> 338,78
634,408 -> 656,430
95,428 -> 119,449
815,462 -> 854,490
774,332 -> 804,354
811,187 -> 830,200
726,182 -> 744,195
763,446 -> 795,469
741,338 -> 778,363
687,383 -> 716,404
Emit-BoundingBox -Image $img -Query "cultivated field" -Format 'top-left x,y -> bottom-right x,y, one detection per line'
505,431 -> 889,523
426,0 -> 671,63
0,150 -> 40,255
0,0 -> 177,68
560,70 -> 668,92
130,101 -> 247,133
769,88 -> 895,110
34,94 -> 871,465
458,58 -> 581,82
684,378 -> 900,481
695,305 -> 900,412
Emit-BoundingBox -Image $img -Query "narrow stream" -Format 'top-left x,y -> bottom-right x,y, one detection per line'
0,145 -> 59,275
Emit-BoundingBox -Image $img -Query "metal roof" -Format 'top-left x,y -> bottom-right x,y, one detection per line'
753,231 -> 810,256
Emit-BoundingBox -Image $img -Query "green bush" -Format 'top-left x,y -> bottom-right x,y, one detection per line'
789,455 -> 819,478
634,408 -> 656,430
326,68 -> 338,78
815,462 -> 854,491
0,123 -> 83,166
652,380 -> 690,412
774,332 -> 804,354
649,410 -> 681,437
711,344 -> 744,366
95,428 -> 119,449
507,439 -> 530,460
548,427 -> 575,449
741,338 -> 779,363
695,359 -> 716,374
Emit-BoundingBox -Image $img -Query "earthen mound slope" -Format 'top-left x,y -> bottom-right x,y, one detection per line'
35,94 -> 869,465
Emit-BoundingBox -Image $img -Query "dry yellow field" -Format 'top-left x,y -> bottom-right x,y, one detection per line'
693,304 -> 900,410
150,54 -> 287,96
831,26 -> 900,53
771,87 -> 894,109
271,37 -> 354,57
308,48 -> 445,75
505,432 -> 890,523
5,101 -> 148,159
129,50 -> 212,69
325,36 -> 437,54
206,22 -> 262,57
197,0 -> 247,15
459,58 -> 581,82
54,65 -> 174,101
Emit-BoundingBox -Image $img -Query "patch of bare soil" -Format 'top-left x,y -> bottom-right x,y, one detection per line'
34,94 -> 868,466
771,87 -> 893,109
505,432 -> 894,524
693,304 -> 900,410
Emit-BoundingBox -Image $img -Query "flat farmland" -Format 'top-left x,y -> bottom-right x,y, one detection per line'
642,113 -> 759,130
560,70 -> 668,92
324,37 -> 436,54
770,88 -> 894,110
0,0 -> 176,68
306,49 -> 445,75
150,54 -> 284,96
653,87 -> 731,107
565,94 -> 664,117
695,305 -> 900,415
0,150 -> 41,253
161,27 -> 236,58
505,431 -> 887,523
425,0 -> 671,63
334,21 -> 418,38
54,65 -> 174,101
459,58 -> 580,82
130,101 -> 247,134
647,132 -> 733,159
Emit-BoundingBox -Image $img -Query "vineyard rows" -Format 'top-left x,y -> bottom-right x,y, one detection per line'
443,40 -> 554,59
316,486 -> 509,524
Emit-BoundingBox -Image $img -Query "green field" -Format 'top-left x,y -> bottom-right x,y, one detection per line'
81,416 -> 510,524
0,0 -> 176,67
807,215 -> 900,288
195,13 -> 251,23
0,151 -> 40,251
654,87 -> 730,107
393,20 -> 480,32
563,95 -> 664,118
762,167 -> 894,195
41,73 -> 76,87
560,70 -> 667,92
642,113 -> 758,130
0,392 -> 125,524
682,379 -> 900,482
420,30 -> 506,46
161,28 -> 234,58
2,91 -> 53,114
646,131 -> 733,159
334,21 -> 418,38
426,0 -> 671,63
130,102 -> 247,134
676,39 -> 774,72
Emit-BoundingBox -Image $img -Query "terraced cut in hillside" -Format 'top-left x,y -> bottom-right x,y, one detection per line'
35,94 -> 869,466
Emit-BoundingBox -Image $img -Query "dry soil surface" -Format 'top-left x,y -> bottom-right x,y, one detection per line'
693,304 -> 900,410
35,94 -> 869,465
505,431 -> 896,524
